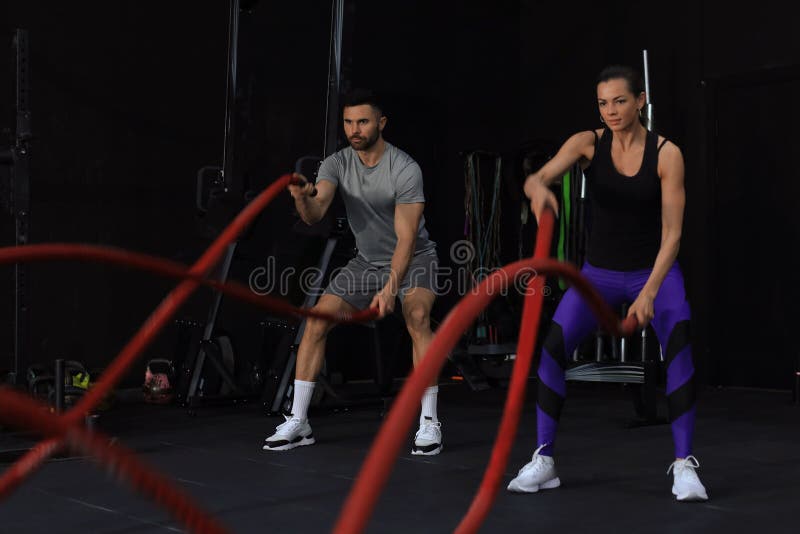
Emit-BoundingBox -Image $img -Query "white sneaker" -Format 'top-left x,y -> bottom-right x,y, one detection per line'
668,455 -> 708,501
507,444 -> 561,493
412,417 -> 442,455
262,415 -> 315,451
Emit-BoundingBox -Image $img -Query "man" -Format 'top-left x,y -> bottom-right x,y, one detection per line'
263,88 -> 443,455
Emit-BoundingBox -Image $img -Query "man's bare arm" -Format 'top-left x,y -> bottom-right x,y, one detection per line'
288,176 -> 337,225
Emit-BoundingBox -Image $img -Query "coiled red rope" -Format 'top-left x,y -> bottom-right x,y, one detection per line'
332,209 -> 637,534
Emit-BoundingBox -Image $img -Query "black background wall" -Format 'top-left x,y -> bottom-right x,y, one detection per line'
0,1 -> 797,389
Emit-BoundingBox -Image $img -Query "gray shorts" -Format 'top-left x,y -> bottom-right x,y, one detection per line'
323,253 -> 439,310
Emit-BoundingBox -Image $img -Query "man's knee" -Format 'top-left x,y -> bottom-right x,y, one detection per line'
404,304 -> 430,335
303,314 -> 332,341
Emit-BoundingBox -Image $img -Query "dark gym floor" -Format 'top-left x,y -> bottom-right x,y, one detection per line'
1,380 -> 799,534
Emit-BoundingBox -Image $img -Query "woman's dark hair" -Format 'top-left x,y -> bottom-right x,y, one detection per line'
596,64 -> 645,97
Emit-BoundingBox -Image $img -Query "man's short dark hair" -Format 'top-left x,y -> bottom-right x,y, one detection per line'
341,88 -> 384,116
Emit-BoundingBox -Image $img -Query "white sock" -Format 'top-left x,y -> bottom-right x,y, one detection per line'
420,386 -> 439,422
291,379 -> 315,421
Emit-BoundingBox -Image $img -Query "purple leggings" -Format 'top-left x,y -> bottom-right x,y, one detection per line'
536,262 -> 696,458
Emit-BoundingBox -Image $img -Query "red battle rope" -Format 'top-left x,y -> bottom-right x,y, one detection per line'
0,387 -> 230,534
0,186 -> 636,534
333,209 -> 637,534
0,244 -> 376,326
0,173 -> 374,533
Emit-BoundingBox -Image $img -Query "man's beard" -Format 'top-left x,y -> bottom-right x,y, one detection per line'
349,130 -> 379,151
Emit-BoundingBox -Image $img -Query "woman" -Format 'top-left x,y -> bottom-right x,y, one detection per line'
508,65 -> 708,501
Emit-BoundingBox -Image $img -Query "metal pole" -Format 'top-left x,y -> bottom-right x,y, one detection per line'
12,29 -> 32,387
640,328 -> 648,363
595,332 -> 604,362
642,49 -> 654,131
323,0 -> 345,157
220,0 -> 241,191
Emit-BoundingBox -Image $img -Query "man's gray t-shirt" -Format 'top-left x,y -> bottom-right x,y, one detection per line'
317,142 -> 437,266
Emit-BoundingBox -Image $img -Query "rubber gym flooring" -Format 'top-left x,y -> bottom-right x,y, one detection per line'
1,380 -> 799,533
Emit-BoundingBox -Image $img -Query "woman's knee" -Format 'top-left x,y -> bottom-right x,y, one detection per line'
653,305 -> 691,341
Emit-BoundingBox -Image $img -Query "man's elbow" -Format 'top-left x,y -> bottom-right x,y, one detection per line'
396,234 -> 417,250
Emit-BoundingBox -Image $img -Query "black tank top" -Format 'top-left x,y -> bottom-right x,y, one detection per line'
584,128 -> 665,270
